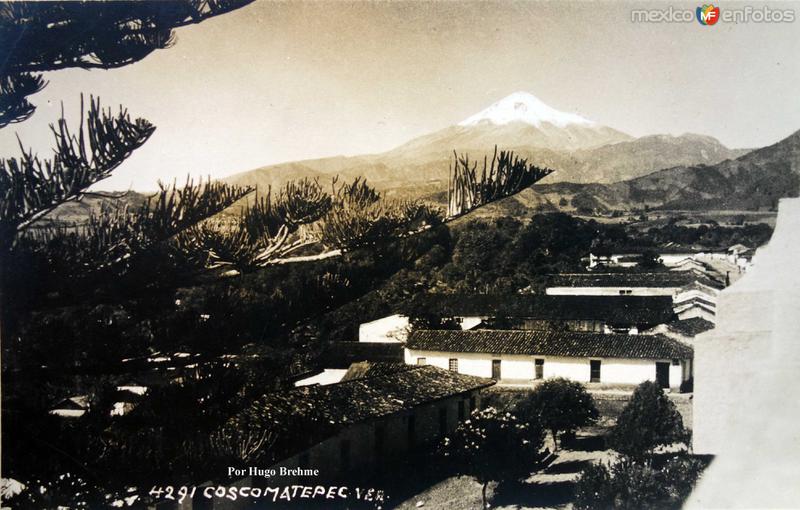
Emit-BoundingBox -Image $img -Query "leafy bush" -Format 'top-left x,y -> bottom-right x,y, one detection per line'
516,378 -> 598,450
574,455 -> 708,510
608,381 -> 687,459
438,407 -> 545,508
573,462 -> 615,509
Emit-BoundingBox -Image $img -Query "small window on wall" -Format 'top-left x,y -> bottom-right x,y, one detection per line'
448,358 -> 458,372
535,358 -> 544,380
590,360 -> 601,383
416,357 -> 426,365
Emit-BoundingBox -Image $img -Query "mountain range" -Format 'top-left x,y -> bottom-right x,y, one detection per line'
530,128 -> 800,213
55,92 -> 798,222
223,92 -> 750,195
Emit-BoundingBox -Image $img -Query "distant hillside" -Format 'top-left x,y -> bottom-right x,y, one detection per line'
222,92 -> 746,196
38,191 -> 151,226
531,129 -> 800,212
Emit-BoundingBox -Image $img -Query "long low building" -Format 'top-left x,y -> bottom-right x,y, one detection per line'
545,272 -> 724,297
228,364 -> 495,481
405,329 -> 693,389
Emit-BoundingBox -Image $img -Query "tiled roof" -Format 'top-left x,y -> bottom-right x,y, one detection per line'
340,361 -> 414,382
665,318 -> 715,337
402,294 -> 675,326
547,272 -> 724,289
407,329 -> 693,360
230,366 -> 494,463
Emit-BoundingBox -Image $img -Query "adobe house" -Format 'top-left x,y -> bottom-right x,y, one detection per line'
673,281 -> 721,322
405,329 -> 692,389
545,272 -> 724,297
646,317 -> 715,346
230,364 -> 495,482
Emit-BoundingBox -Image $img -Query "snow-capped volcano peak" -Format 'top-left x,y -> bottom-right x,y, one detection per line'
459,91 -> 596,128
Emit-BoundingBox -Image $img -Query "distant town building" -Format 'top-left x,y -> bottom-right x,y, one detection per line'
586,247 -> 729,271
647,317 -> 715,345
405,329 -> 692,389
49,395 -> 89,418
673,281 -> 721,322
545,272 -> 724,297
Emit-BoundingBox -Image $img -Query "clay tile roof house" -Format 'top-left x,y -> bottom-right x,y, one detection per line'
648,317 -> 716,346
545,272 -> 724,296
405,329 -> 693,390
228,364 -> 494,481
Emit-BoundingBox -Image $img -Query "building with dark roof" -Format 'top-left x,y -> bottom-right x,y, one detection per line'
401,294 -> 676,334
231,365 -> 494,481
405,329 -> 692,389
546,272 -> 724,296
647,317 -> 716,346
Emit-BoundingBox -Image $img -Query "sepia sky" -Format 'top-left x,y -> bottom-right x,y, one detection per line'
2,1 -> 799,191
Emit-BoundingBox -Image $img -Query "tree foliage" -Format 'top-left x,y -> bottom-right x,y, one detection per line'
174,150 -> 552,273
438,407 -> 545,509
608,381 -> 688,459
0,96 -> 157,240
448,146 -> 553,218
574,455 -> 708,510
0,0 -> 256,126
517,378 -> 598,451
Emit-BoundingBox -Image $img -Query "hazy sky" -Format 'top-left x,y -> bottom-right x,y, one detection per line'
2,1 -> 799,191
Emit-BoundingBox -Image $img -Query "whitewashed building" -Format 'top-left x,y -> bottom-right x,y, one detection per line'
546,272 -> 724,297
405,329 -> 692,389
673,281 -> 721,322
49,395 -> 89,418
358,314 -> 411,343
234,364 -> 494,482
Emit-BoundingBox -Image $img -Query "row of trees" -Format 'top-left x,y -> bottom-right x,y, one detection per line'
575,381 -> 700,510
436,379 -> 698,509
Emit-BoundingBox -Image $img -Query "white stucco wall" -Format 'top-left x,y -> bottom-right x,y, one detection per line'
294,369 -> 348,387
687,198 -> 800,508
546,286 -> 679,297
404,349 -> 686,387
358,314 -> 410,343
